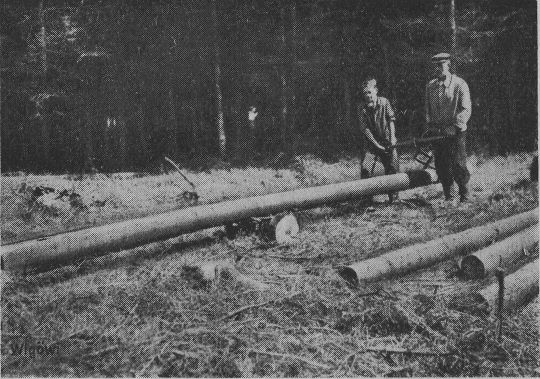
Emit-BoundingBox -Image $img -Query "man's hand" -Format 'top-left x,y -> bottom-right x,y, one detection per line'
375,143 -> 387,153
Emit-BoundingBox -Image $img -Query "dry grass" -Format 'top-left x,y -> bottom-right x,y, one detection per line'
1,152 -> 538,377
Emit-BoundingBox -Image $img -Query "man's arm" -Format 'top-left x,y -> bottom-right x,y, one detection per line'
455,80 -> 471,131
362,129 -> 385,151
385,99 -> 397,145
358,105 -> 385,151
389,120 -> 397,146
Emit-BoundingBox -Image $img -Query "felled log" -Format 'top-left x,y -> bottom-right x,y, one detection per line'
338,209 -> 538,285
2,169 -> 437,272
477,259 -> 539,314
460,224 -> 538,279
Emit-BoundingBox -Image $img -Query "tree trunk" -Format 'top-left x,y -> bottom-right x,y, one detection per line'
478,259 -> 538,315
136,103 -> 147,167
507,46 -> 518,137
449,0 -> 457,68
118,115 -> 128,170
289,1 -> 297,153
211,0 -> 226,158
339,209 -> 538,285
343,78 -> 352,143
167,89 -> 179,159
83,117 -> 94,172
3,169 -> 438,272
41,118 -> 50,170
461,225 -> 538,279
339,22 -> 354,147
279,5 -> 289,153
38,0 -> 48,75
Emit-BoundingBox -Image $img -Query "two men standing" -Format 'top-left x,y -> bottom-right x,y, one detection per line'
358,53 -> 471,204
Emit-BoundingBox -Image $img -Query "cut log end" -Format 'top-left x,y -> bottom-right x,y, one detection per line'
337,266 -> 359,286
406,169 -> 438,187
460,255 -> 486,279
274,214 -> 299,244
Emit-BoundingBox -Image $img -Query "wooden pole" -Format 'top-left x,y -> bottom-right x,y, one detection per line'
2,170 -> 437,272
460,224 -> 538,279
495,266 -> 504,341
478,259 -> 539,315
338,209 -> 538,285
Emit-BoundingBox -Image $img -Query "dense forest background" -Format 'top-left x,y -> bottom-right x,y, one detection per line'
1,0 -> 537,173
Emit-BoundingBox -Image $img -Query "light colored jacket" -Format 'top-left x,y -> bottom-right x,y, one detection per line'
425,74 -> 471,135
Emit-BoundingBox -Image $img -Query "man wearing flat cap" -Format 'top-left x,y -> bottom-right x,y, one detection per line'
425,53 -> 471,203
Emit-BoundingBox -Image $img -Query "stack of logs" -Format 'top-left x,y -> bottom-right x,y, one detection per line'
338,208 -> 539,315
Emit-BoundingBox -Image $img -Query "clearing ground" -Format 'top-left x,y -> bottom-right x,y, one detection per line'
1,152 -> 538,377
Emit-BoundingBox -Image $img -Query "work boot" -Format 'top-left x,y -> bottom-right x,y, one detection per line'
459,185 -> 469,203
443,184 -> 455,200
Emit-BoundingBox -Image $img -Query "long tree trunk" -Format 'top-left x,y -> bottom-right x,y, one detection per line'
279,5 -> 289,154
38,0 -> 48,75
83,116 -> 94,172
339,209 -> 538,285
118,115 -> 128,170
211,0 -> 226,158
136,102 -> 147,167
343,78 -> 352,143
507,46 -> 518,138
3,169 -> 438,272
41,117 -> 51,170
449,0 -> 457,66
233,5 -> 248,162
339,22 -> 353,147
167,89 -> 179,159
289,1 -> 297,153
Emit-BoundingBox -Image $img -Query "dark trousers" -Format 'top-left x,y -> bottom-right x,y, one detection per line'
364,143 -> 400,201
433,131 -> 470,198
376,148 -> 400,176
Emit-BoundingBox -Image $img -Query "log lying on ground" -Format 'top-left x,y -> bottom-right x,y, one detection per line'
478,259 -> 539,314
2,169 -> 437,272
460,224 -> 538,279
338,208 -> 538,285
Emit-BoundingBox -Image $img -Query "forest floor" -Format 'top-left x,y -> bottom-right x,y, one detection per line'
1,152 -> 538,377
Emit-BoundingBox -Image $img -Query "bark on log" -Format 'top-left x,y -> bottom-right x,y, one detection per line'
460,224 -> 538,279
338,208 -> 538,285
2,170 -> 437,272
478,259 -> 539,314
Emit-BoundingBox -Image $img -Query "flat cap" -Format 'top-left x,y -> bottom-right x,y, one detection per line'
361,78 -> 377,90
431,53 -> 451,62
